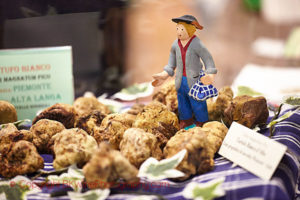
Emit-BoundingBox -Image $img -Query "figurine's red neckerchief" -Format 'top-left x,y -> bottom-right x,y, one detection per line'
178,35 -> 196,77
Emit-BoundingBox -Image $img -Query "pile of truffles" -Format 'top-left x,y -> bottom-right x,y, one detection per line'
133,101 -> 179,148
0,97 -> 108,178
0,81 -> 270,186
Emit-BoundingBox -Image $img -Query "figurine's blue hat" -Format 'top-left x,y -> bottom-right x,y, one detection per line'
172,15 -> 203,30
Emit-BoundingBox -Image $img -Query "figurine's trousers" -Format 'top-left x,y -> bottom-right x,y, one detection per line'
177,76 -> 209,122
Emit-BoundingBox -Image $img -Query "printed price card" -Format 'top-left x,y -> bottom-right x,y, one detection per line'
219,122 -> 287,180
0,46 -> 74,120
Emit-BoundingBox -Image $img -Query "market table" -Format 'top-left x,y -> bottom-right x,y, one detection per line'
2,108 -> 300,200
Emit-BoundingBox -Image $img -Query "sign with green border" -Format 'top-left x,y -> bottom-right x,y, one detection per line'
0,46 -> 74,121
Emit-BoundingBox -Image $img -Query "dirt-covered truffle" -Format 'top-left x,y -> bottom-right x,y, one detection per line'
0,123 -> 33,153
75,111 -> 107,135
207,86 -> 234,122
200,121 -> 228,153
30,119 -> 65,153
92,113 -> 134,149
0,100 -> 17,124
0,140 -> 44,178
51,128 -> 98,170
73,96 -> 110,118
32,103 -> 76,128
163,128 -> 215,181
120,128 -> 163,168
125,103 -> 145,122
224,95 -> 269,128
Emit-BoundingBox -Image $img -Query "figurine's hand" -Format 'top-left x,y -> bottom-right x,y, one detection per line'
200,74 -> 215,85
152,71 -> 169,87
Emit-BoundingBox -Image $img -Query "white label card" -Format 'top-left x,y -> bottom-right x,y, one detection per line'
218,122 -> 287,180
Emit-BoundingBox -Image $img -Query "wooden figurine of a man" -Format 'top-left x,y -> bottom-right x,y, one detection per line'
152,15 -> 217,129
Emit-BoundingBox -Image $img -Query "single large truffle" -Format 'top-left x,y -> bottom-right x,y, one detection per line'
32,103 -> 76,128
200,121 -> 228,154
133,101 -> 179,148
0,140 -> 44,178
163,128 -> 215,181
0,100 -> 17,124
30,119 -> 65,153
120,128 -> 163,168
224,95 -> 269,128
51,128 -> 98,170
73,96 -> 110,118
83,142 -> 139,189
92,113 -> 134,149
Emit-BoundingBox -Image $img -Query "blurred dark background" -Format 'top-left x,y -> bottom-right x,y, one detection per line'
0,0 -> 127,97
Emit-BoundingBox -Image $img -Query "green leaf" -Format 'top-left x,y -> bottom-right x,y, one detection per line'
47,165 -> 84,192
267,111 -> 294,128
237,86 -> 262,96
183,177 -> 225,200
68,189 -> 110,200
243,0 -> 261,12
283,95 -> 300,106
145,159 -> 178,176
112,82 -> 154,101
138,149 -> 186,181
284,27 -> 300,58
0,185 -> 28,200
0,119 -> 31,129
0,176 -> 41,200
121,84 -> 148,95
